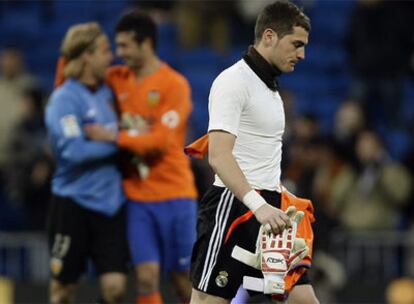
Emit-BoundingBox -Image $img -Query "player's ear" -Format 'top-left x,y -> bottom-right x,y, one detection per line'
81,50 -> 93,65
142,37 -> 154,52
262,28 -> 278,47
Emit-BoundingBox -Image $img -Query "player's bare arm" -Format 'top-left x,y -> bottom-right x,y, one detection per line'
84,124 -> 117,142
208,130 -> 291,234
84,117 -> 150,143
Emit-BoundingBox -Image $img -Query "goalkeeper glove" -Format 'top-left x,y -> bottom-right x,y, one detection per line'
232,206 -> 308,294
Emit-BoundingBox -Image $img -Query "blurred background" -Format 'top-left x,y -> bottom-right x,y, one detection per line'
0,0 -> 414,303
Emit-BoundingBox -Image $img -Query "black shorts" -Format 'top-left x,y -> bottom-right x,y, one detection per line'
190,186 -> 310,299
47,195 -> 129,284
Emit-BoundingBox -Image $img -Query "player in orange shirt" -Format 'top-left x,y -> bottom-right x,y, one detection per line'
83,11 -> 198,304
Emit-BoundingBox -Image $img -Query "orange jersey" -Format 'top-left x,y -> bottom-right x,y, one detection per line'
106,64 -> 197,202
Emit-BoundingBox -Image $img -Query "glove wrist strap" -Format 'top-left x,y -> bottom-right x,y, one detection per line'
263,273 -> 286,294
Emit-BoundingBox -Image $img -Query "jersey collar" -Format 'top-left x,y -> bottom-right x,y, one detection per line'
243,46 -> 281,92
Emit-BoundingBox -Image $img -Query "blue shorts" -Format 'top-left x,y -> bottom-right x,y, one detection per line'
127,198 -> 197,272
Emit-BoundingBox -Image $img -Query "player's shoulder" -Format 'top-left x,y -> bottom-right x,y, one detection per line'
106,65 -> 131,80
161,63 -> 190,88
47,80 -> 80,115
49,79 -> 78,103
213,60 -> 249,89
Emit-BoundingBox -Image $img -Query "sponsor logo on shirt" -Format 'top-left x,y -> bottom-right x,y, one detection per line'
161,110 -> 180,128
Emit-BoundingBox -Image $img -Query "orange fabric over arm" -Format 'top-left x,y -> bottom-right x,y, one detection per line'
184,134 -> 209,159
54,57 -> 68,88
117,79 -> 192,156
281,191 -> 315,294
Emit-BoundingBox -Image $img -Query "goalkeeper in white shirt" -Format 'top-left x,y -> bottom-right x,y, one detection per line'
188,1 -> 319,303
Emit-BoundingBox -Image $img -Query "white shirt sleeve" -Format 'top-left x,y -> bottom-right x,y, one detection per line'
208,73 -> 248,136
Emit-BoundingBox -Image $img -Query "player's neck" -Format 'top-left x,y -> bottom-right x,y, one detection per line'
134,55 -> 161,80
78,68 -> 101,88
254,44 -> 271,65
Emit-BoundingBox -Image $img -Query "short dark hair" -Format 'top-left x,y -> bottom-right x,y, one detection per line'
115,10 -> 158,50
254,1 -> 311,42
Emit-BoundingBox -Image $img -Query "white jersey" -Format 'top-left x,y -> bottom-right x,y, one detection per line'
208,59 -> 285,192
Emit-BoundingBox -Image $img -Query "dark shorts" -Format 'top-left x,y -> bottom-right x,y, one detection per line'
190,186 -> 310,299
47,195 -> 129,284
127,198 -> 196,272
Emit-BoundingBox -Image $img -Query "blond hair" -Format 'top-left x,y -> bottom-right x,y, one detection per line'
60,22 -> 103,79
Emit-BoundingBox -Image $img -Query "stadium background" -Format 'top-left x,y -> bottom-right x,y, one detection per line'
0,0 -> 414,303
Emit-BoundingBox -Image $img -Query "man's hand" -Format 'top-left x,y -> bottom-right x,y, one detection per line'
120,112 -> 150,134
242,190 -> 291,235
84,124 -> 117,142
254,203 -> 292,235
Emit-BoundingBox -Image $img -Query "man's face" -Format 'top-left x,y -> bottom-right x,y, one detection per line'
0,49 -> 23,79
268,26 -> 308,73
115,32 -> 146,69
356,131 -> 383,164
87,34 -> 113,80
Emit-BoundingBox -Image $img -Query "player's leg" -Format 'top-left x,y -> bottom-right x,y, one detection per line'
190,288 -> 230,304
127,200 -> 163,304
99,273 -> 127,304
168,198 -> 197,303
284,270 -> 319,304
47,195 -> 89,303
171,271 -> 191,303
135,262 -> 161,302
49,280 -> 77,304
285,284 -> 319,304
90,206 -> 129,303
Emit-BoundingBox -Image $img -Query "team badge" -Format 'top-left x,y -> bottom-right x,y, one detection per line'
215,271 -> 229,288
147,90 -> 160,106
60,115 -> 81,137
50,257 -> 63,275
50,233 -> 71,276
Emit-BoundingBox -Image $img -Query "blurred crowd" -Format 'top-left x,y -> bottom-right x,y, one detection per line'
0,0 -> 414,302
0,47 -> 53,231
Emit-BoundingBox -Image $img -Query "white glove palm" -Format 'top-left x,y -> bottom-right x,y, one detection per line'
232,206 -> 308,294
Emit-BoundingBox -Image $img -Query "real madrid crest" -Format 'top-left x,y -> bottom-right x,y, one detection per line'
147,90 -> 160,106
215,271 -> 229,288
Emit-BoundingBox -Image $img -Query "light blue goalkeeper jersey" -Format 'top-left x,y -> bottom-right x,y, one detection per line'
45,78 -> 124,216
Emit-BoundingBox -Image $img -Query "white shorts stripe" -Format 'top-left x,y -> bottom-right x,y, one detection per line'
198,188 -> 232,290
202,192 -> 234,291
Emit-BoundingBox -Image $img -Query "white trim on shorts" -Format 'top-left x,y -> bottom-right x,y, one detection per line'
198,188 -> 235,291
